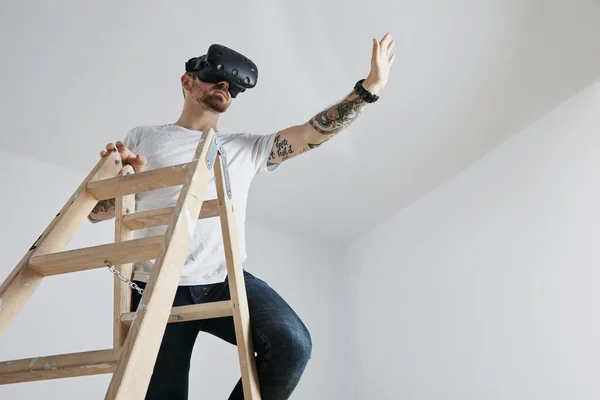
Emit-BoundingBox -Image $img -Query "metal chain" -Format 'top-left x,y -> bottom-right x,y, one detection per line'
105,260 -> 182,321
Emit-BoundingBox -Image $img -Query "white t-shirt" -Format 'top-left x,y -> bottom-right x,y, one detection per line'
122,124 -> 279,285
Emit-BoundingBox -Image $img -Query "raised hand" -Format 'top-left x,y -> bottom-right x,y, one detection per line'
363,32 -> 396,94
100,141 -> 146,173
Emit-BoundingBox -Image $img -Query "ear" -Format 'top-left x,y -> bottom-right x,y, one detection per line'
181,73 -> 193,94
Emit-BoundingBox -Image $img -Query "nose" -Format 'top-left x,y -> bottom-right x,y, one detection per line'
217,80 -> 229,90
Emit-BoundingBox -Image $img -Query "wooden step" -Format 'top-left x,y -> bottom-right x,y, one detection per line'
0,348 -> 120,384
87,162 -> 195,200
28,236 -> 163,276
120,301 -> 234,325
122,200 -> 220,230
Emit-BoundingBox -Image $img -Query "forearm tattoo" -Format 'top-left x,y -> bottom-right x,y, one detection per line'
299,142 -> 325,155
308,92 -> 367,136
91,198 -> 115,214
266,92 -> 367,165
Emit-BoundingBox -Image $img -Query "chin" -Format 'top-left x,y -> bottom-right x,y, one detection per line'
205,96 -> 230,113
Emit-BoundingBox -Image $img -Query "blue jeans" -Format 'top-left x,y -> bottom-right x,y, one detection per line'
130,270 -> 312,400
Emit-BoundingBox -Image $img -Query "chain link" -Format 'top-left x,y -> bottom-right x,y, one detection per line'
105,260 -> 182,321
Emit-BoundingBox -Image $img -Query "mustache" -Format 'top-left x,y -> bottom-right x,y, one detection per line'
212,88 -> 229,99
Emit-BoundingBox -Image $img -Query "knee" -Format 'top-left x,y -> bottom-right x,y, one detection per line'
291,326 -> 312,363
271,324 -> 313,365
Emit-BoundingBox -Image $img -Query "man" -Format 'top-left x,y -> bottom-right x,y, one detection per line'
90,33 -> 395,400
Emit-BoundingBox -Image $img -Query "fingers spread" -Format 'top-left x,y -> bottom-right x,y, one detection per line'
372,38 -> 379,58
380,33 -> 392,53
387,40 -> 395,54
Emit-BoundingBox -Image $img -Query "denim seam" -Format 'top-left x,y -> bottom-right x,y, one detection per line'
257,357 -> 267,377
251,325 -> 272,364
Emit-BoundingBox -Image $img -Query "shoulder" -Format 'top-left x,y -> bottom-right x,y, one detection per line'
124,124 -> 171,142
123,125 -> 165,152
126,125 -> 165,138
218,131 -> 279,174
218,132 -> 278,157
218,131 -> 277,147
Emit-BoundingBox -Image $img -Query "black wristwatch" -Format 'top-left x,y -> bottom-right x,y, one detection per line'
354,79 -> 379,103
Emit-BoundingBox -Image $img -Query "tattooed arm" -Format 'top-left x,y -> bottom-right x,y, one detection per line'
267,84 -> 374,166
88,199 -> 116,223
266,33 -> 395,167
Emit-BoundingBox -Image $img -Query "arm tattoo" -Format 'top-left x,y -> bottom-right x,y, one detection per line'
91,198 -> 115,214
266,91 -> 367,166
299,142 -> 325,155
268,133 -> 294,164
308,92 -> 367,136
267,136 -> 331,166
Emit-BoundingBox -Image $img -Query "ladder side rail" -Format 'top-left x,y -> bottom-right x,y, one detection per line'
105,129 -> 217,400
214,152 -> 262,399
114,165 -> 136,348
0,151 -> 122,334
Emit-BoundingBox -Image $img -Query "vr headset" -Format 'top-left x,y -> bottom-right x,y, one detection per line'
185,44 -> 258,98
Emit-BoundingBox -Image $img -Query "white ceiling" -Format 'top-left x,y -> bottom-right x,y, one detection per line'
1,1 -> 599,244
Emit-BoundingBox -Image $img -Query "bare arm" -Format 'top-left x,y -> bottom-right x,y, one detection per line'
88,198 -> 116,223
267,88 -> 371,166
266,33 -> 395,167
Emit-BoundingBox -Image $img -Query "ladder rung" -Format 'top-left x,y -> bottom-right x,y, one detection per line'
87,162 -> 195,200
0,348 -> 120,384
28,236 -> 163,276
122,199 -> 220,230
120,301 -> 234,326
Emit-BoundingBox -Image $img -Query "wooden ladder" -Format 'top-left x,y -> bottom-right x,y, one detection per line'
0,129 -> 261,399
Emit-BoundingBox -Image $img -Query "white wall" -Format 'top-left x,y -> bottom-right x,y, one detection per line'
3,81 -> 597,400
344,80 -> 600,400
0,152 -> 346,399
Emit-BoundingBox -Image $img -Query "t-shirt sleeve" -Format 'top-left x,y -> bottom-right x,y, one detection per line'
245,131 -> 280,175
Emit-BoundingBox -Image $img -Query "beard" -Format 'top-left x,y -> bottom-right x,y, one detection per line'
190,86 -> 230,113
202,92 -> 229,113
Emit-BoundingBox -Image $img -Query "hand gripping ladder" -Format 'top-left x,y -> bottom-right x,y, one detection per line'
0,129 -> 261,399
